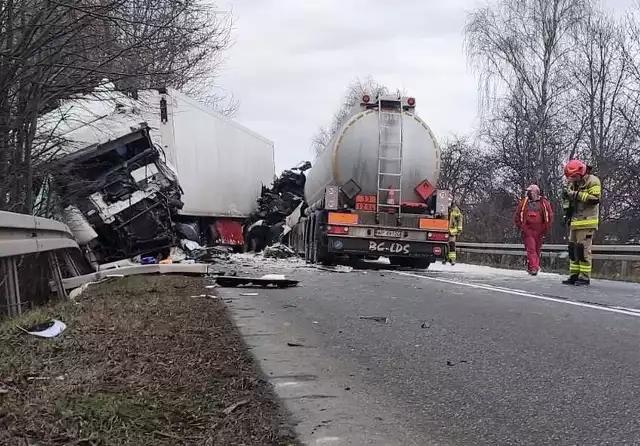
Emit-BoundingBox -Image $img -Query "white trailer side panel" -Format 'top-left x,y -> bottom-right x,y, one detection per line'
156,89 -> 275,217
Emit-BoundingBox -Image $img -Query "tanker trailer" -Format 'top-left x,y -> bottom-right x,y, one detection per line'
288,93 -> 451,268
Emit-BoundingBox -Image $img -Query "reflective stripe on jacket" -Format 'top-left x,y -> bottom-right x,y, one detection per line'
449,206 -> 463,235
566,174 -> 601,230
515,196 -> 553,231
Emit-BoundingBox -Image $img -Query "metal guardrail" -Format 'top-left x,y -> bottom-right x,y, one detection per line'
0,211 -> 81,318
457,242 -> 640,259
456,242 -> 640,278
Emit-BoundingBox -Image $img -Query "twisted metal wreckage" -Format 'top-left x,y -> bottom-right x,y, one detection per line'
47,123 -> 185,264
38,85 -> 310,265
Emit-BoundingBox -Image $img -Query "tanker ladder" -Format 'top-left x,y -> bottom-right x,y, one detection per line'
376,95 -> 404,219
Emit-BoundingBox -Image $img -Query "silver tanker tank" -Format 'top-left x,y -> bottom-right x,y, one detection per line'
304,95 -> 441,207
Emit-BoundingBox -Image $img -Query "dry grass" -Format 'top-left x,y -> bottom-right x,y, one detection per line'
0,275 -> 300,446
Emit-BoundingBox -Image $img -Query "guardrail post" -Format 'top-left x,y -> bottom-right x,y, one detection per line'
621,260 -> 628,279
1,257 -> 22,317
48,252 -> 67,299
62,249 -> 80,277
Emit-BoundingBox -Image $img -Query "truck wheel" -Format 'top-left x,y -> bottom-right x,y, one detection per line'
389,257 -> 412,267
412,258 -> 432,269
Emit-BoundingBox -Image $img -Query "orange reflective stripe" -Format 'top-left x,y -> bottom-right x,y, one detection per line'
519,197 -> 528,224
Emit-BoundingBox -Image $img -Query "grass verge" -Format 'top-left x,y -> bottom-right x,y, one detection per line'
0,275 -> 300,446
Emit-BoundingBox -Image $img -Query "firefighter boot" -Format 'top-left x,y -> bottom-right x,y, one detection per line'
562,275 -> 578,285
574,277 -> 590,286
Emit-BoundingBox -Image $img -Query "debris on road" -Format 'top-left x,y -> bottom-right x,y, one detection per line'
239,292 -> 259,296
359,316 -> 389,323
287,342 -> 306,347
316,265 -> 354,273
263,243 -> 296,258
214,275 -> 299,288
421,322 -> 430,329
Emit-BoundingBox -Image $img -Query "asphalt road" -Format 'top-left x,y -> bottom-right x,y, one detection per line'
220,257 -> 640,445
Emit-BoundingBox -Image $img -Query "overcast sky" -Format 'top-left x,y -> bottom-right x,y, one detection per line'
216,0 -> 636,173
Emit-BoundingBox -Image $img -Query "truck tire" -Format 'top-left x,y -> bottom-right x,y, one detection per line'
411,258 -> 432,269
389,257 -> 412,267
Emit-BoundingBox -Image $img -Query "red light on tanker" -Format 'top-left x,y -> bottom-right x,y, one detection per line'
407,97 -> 415,106
362,94 -> 370,103
433,246 -> 442,256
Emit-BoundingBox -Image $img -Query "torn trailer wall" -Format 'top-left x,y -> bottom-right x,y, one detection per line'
243,161 -> 311,252
45,124 -> 183,264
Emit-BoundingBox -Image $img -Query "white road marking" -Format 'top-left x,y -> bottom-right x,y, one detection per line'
612,306 -> 640,314
396,271 -> 640,318
274,381 -> 301,388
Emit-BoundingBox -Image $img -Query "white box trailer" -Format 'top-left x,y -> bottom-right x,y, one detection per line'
140,88 -> 275,249
150,88 -> 275,218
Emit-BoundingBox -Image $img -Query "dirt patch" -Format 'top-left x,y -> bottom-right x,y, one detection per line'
0,275 -> 300,445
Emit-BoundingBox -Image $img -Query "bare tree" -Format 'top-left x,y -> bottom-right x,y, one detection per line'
465,0 -> 590,196
0,0 -> 232,213
437,134 -> 491,204
568,7 -> 639,241
311,76 -> 389,156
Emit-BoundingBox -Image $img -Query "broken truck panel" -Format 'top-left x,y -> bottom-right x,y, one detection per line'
244,161 -> 311,251
47,124 -> 183,263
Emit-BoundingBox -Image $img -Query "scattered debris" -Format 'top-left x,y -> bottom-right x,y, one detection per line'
447,361 -> 455,367
316,265 -> 353,273
60,263 -> 214,291
214,276 -> 299,288
282,304 -> 297,309
18,320 -> 67,338
263,243 -> 296,258
421,322 -> 430,329
286,342 -> 305,347
260,274 -> 287,280
68,277 -> 115,300
240,292 -> 259,296
223,399 -> 250,415
359,316 -> 389,324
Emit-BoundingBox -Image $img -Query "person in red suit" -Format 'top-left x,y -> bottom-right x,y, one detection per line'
514,184 -> 554,275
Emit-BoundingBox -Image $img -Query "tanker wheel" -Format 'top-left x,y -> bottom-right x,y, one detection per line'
304,219 -> 313,263
389,257 -> 412,267
412,258 -> 432,269
311,239 -> 318,263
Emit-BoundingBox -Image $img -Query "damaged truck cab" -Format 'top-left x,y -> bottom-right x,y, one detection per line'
288,94 -> 450,268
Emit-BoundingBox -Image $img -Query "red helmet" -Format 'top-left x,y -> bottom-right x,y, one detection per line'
564,159 -> 587,178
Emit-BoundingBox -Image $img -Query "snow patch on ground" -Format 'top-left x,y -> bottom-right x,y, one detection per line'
428,261 -> 562,278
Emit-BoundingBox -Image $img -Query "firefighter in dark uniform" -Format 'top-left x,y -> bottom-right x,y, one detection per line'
562,160 -> 601,286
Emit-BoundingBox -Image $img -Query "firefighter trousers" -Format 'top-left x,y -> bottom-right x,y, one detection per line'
568,229 -> 595,280
448,235 -> 456,262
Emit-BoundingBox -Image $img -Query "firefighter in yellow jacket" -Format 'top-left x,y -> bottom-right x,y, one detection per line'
561,160 -> 601,286
444,200 -> 463,265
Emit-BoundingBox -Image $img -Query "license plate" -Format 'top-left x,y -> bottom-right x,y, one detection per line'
375,229 -> 402,238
